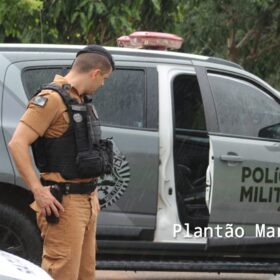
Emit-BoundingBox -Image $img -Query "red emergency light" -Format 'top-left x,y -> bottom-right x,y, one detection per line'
117,31 -> 183,51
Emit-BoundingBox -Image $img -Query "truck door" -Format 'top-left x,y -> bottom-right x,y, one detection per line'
204,70 -> 280,246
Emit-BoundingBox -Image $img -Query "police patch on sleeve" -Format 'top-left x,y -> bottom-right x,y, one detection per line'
31,96 -> 48,107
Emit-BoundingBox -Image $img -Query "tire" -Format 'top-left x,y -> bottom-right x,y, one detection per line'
0,203 -> 42,264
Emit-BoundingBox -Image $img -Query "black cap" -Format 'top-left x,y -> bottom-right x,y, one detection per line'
76,45 -> 115,70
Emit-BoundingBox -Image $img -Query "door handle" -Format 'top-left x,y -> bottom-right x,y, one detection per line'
220,154 -> 243,162
265,143 -> 280,152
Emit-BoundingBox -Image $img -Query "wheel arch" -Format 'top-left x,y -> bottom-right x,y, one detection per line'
0,182 -> 35,222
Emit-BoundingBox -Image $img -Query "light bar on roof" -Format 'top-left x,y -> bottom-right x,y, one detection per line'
117,31 -> 183,51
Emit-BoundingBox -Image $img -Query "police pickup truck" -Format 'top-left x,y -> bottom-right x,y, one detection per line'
0,34 -> 280,273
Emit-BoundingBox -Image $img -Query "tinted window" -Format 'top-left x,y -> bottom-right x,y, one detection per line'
208,73 -> 280,139
173,74 -> 206,131
22,67 -> 146,129
22,67 -> 69,99
92,69 -> 145,128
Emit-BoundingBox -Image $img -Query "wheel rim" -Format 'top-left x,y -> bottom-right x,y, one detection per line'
0,225 -> 26,258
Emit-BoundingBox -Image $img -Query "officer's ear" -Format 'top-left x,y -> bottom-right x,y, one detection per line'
90,68 -> 102,79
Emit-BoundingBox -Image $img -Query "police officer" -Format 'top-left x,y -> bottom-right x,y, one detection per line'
8,45 -> 115,280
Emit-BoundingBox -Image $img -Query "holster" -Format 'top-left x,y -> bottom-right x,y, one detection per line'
46,185 -> 63,224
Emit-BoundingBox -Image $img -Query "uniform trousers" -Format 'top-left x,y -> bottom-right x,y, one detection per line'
35,192 -> 98,280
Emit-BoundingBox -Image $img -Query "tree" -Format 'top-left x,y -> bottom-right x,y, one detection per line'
39,0 -> 144,45
23,0 -> 179,45
0,0 -> 42,42
175,0 -> 280,89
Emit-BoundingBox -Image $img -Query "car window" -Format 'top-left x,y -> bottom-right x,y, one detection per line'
22,67 -> 146,129
208,73 -> 280,140
22,67 -> 69,99
173,74 -> 206,131
92,68 -> 146,129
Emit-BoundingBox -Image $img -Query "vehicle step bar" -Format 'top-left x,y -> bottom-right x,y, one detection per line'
97,258 -> 280,273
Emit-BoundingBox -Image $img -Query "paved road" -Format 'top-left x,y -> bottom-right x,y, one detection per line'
96,271 -> 280,280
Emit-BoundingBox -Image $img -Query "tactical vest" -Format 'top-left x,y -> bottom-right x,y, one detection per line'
31,83 -> 113,179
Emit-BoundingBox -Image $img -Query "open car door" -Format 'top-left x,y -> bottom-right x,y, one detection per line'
204,70 -> 280,250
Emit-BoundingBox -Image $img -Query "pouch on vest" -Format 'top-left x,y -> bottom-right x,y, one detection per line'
76,138 -> 113,178
100,138 -> 113,174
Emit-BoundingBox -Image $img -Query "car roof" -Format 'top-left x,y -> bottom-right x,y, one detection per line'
0,43 -> 242,70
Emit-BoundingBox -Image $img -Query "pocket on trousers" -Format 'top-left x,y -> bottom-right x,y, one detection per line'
42,251 -> 69,277
44,243 -> 70,259
43,222 -> 70,259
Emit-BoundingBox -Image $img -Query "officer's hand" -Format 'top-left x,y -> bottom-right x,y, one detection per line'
33,186 -> 64,217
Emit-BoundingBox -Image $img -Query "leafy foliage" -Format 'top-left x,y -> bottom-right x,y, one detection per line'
175,0 -> 280,89
0,0 -> 42,42
0,0 -> 279,89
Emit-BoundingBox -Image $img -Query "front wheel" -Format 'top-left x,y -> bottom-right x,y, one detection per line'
0,203 -> 42,264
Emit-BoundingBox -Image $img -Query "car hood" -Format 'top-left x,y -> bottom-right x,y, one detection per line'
0,251 -> 52,280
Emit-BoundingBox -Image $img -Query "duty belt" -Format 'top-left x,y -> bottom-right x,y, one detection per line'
41,178 -> 97,195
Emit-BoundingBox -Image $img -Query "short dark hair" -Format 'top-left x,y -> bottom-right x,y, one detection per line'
72,52 -> 112,74
74,44 -> 115,73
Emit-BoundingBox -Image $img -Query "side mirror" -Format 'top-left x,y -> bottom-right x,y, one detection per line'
258,123 -> 280,140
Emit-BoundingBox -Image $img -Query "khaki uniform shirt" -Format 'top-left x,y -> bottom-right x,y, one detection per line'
21,74 -> 93,183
